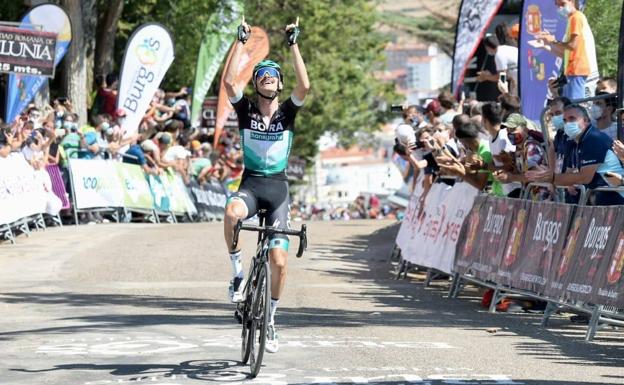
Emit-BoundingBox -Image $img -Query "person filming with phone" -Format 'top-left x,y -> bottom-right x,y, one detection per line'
476,35 -> 518,96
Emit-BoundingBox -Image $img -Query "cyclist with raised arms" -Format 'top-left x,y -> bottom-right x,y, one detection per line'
223,17 -> 310,353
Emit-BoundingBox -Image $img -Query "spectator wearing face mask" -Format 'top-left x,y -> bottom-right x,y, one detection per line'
60,113 -> 86,160
547,97 -> 573,172
590,92 -> 618,140
402,105 -> 426,130
537,0 -> 596,100
527,104 -> 624,206
493,113 -> 548,198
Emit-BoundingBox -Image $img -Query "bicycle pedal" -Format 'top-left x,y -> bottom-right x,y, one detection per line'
234,310 -> 243,324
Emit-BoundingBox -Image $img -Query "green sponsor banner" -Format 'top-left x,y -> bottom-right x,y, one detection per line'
115,163 -> 154,210
146,174 -> 171,212
162,171 -> 189,214
191,0 -> 243,127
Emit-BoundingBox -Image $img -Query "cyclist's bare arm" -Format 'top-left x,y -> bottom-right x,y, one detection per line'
287,18 -> 310,102
224,18 -> 250,99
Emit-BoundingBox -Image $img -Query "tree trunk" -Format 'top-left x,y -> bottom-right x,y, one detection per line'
94,0 -> 124,78
82,0 -> 98,108
61,0 -> 88,125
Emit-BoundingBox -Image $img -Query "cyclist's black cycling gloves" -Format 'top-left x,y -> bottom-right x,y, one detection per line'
286,26 -> 300,46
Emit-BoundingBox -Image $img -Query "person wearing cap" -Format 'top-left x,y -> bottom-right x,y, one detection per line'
493,113 -> 547,198
222,17 -> 310,353
527,104 -> 624,205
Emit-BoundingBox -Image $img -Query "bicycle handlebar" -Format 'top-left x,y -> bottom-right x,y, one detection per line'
232,220 -> 308,258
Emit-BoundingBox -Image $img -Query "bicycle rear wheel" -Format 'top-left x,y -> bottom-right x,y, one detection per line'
249,260 -> 271,377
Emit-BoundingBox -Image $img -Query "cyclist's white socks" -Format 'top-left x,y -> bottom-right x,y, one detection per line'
230,250 -> 243,278
269,298 -> 279,325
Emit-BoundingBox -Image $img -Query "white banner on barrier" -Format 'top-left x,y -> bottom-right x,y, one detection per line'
0,153 -> 51,225
70,159 -> 125,209
396,181 -> 478,274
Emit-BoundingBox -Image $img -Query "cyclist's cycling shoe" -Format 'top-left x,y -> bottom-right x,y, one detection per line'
265,324 -> 279,353
229,276 -> 244,303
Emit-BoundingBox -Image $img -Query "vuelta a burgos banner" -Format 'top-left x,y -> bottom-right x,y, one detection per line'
118,23 -> 175,135
214,26 -> 269,146
507,201 -> 573,295
555,206 -> 624,304
0,154 -> 52,225
396,182 -> 478,274
455,196 -> 521,283
451,0 -> 504,96
190,0 -> 243,128
5,4 -> 72,124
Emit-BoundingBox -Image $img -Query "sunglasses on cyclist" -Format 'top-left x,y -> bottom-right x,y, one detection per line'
255,67 -> 280,80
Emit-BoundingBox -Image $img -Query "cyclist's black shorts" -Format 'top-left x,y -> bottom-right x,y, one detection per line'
227,174 -> 291,251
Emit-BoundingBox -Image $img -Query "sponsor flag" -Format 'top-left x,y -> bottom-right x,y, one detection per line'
451,0 -> 504,96
214,26 -> 270,146
190,0 -> 243,128
5,4 -> 71,123
117,23 -> 175,136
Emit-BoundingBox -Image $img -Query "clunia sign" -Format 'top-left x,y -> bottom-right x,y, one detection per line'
0,26 -> 57,76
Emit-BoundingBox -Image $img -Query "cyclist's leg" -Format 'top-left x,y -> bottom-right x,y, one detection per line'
265,181 -> 291,322
224,188 -> 257,253
224,186 -> 258,302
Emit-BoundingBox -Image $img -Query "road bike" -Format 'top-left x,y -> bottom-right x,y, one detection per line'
232,212 -> 307,377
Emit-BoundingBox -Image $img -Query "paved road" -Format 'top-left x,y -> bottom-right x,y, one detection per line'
0,220 -> 622,385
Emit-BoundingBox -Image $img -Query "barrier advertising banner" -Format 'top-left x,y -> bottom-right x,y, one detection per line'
455,196 -> 521,282
451,0 -> 504,95
189,180 -> 227,220
190,0 -> 243,127
396,182 -> 478,274
214,26 -> 269,146
557,206 -> 624,304
118,24 -> 175,135
116,163 -> 154,210
5,4 -> 72,123
510,201 -> 573,294
69,159 -> 125,209
0,26 -> 57,76
0,153 -> 49,225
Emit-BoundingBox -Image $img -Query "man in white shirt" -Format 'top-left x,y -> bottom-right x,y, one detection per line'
477,35 -> 519,96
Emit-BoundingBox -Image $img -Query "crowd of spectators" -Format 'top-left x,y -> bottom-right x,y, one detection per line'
394,75 -> 623,209
290,194 -> 403,222
0,73 -> 246,223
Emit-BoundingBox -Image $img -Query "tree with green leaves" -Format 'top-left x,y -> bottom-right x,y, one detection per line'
584,0 -> 622,78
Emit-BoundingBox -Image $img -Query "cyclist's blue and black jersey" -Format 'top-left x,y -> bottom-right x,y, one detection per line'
231,94 -> 301,180
228,93 -> 303,250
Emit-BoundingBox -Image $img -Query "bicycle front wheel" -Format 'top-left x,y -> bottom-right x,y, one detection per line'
249,260 -> 271,377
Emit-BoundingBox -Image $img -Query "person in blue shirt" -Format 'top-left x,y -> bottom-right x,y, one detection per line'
527,104 -> 624,205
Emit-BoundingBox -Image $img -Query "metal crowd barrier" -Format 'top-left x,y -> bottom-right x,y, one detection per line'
447,183 -> 624,341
